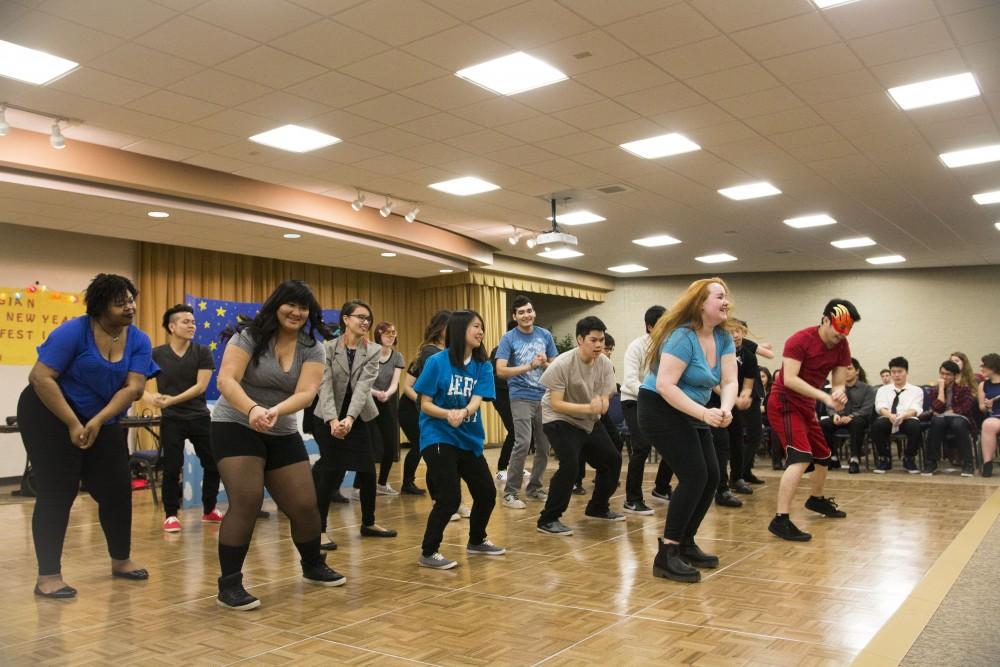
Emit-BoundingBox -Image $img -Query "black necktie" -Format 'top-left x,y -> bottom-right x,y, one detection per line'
891,389 -> 903,414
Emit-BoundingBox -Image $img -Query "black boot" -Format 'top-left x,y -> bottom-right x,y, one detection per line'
680,541 -> 719,568
652,539 -> 700,582
217,572 -> 260,611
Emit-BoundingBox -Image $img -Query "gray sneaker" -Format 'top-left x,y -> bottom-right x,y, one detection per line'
585,509 -> 626,522
537,520 -> 573,536
526,489 -> 548,502
418,552 -> 458,570
467,539 -> 506,556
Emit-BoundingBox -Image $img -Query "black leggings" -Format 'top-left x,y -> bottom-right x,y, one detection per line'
399,396 -> 422,485
373,397 -> 400,486
638,390 -> 719,544
312,418 -> 377,530
420,444 -> 496,556
17,386 -> 132,576
494,387 -> 515,471
711,425 -> 731,493
736,401 -> 763,479
161,415 -> 219,517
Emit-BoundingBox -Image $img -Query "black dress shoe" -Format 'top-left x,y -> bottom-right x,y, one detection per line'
572,484 -> 587,495
745,473 -> 765,485
732,480 -> 753,494
360,525 -> 397,538
715,490 -> 743,507
330,493 -> 349,504
320,541 -> 338,551
399,482 -> 426,496
34,584 -> 77,599
112,569 -> 149,580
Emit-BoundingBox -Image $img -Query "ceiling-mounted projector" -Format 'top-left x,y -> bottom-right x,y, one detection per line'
534,230 -> 578,246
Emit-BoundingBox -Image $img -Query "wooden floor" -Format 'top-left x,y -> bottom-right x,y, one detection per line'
0,453 -> 996,666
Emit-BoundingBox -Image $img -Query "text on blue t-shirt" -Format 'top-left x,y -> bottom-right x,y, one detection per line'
412,350 -> 496,456
640,326 -> 734,406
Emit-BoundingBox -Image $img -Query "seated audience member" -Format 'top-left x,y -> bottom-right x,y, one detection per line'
979,353 -> 1000,478
879,369 -> 891,386
820,357 -> 875,475
871,357 -> 923,474
950,351 -> 977,391
923,360 -> 975,477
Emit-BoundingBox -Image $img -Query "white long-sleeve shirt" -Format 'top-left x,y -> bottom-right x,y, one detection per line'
874,382 -> 924,426
621,333 -> 650,402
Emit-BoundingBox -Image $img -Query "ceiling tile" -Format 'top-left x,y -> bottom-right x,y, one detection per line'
516,81 -> 604,114
193,109 -> 277,137
401,24 -> 509,71
764,43 -> 864,85
316,141 -> 384,163
270,19 -> 389,69
345,93 -> 438,126
689,0 -> 813,33
651,103 -> 737,132
554,99 -> 640,131
947,2 -> 1000,45
686,64 -> 782,101
50,67 -> 156,106
286,70 -> 385,108
606,3 -> 719,54
88,43 -> 203,88
236,91 -> 331,122
135,15 -> 256,66
39,0 -> 176,39
744,107 -> 827,135
153,123 -> 237,149
822,0 -> 940,39
353,154 -> 428,176
589,118 -> 671,145
850,19 -> 956,67
869,50 -> 971,89
350,127 -> 431,152
168,69 -> 273,106
731,12 -> 839,61
574,59 -> 674,97
689,120 -> 759,148
398,75 -> 494,111
395,142 -> 473,166
334,0 -> 460,46
421,0 -> 525,22
126,90 -> 224,123
789,69 -> 885,105
0,8 -> 123,62
813,92 -> 900,123
444,129 -> 523,154
191,0 -> 319,41
531,29 -> 638,77
122,138 -> 199,161
535,132 -> 613,157
216,45 -> 328,89
450,97 -> 539,127
81,104 -> 182,136
495,115 -> 578,143
769,124 -> 845,150
397,112 -> 483,141
485,144 -> 558,168
917,112 -> 1000,151
649,36 -> 752,81
556,0 -> 674,26
618,81 -> 707,116
339,49 -> 449,90
472,0 -> 593,50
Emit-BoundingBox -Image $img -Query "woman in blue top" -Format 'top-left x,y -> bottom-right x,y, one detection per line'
413,310 -> 505,569
17,274 -> 159,598
978,353 -> 1000,477
637,278 -> 738,583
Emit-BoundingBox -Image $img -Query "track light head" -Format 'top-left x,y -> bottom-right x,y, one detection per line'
525,236 -> 537,249
379,197 -> 392,218
351,190 -> 365,211
49,121 -> 65,149
404,206 -> 419,223
0,105 -> 8,137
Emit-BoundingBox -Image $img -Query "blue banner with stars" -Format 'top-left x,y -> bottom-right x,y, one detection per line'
186,294 -> 339,400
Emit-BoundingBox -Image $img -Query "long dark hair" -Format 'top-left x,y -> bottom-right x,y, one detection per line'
850,357 -> 868,384
243,280 -> 323,366
445,310 -> 487,367
760,367 -> 773,393
419,309 -> 451,349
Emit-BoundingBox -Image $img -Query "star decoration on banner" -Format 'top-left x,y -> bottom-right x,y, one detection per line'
203,321 -> 210,328
216,306 -> 226,317
209,341 -> 217,351
198,301 -> 207,311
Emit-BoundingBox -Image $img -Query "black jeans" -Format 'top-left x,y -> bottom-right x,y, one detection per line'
623,400 -> 674,501
373,396 -> 400,486
870,416 -> 922,458
735,400 -> 763,479
578,413 -> 623,485
312,418 -> 376,530
17,386 -> 132,576
161,415 -> 219,517
420,444 -> 496,556
399,396 -> 422,485
493,386 -> 516,471
638,390 -> 719,543
925,415 -> 973,464
820,414 -> 870,459
539,420 -> 622,525
710,424 -> 731,493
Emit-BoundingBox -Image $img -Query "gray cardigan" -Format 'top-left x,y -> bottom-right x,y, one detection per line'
314,336 -> 379,423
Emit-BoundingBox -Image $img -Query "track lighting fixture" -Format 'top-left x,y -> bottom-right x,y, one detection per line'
49,121 -> 65,149
379,196 -> 393,218
404,206 -> 419,223
351,190 -> 365,211
508,227 -> 526,245
0,104 -> 8,137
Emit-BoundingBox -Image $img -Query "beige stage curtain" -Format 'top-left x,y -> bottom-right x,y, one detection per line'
422,270 -> 606,302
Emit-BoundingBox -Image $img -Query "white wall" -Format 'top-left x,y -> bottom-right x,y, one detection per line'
531,266 -> 1000,387
0,223 -> 138,477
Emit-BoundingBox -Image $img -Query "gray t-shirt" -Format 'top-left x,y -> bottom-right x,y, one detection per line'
540,349 -> 616,433
374,349 -> 405,392
212,329 -> 326,435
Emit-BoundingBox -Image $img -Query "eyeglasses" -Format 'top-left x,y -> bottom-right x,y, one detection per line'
349,314 -> 373,323
382,330 -> 397,336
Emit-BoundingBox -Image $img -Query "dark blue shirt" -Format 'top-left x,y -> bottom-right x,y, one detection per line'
36,315 -> 159,424
412,350 -> 495,456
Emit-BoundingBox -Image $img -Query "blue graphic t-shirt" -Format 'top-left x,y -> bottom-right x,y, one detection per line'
496,326 -> 558,401
413,350 -> 496,456
640,326 -> 735,406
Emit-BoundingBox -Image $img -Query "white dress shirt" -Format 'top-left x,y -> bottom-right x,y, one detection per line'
874,382 -> 924,432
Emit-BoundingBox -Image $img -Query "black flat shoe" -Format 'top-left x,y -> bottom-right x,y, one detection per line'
112,569 -> 149,580
360,525 -> 397,538
34,584 -> 77,599
320,541 -> 338,551
400,482 -> 426,496
330,493 -> 349,504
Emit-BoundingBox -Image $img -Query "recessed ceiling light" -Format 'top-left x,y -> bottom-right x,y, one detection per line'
547,211 -> 606,226
456,52 -> 567,96
608,264 -> 648,273
633,234 -> 681,247
249,124 -> 341,153
380,252 -> 397,257
283,233 -> 301,239
994,221 -> 1000,231
718,182 -> 781,200
888,72 -> 980,110
438,269 -> 454,273
429,176 -> 500,196
147,211 -> 170,218
940,144 -> 1000,168
619,133 -> 700,159
867,254 -> 906,265
695,253 -> 737,263
812,0 -> 863,8
537,248 -> 584,259
783,214 -> 837,229
973,190 -> 1000,205
0,39 -> 78,85
831,236 -> 876,248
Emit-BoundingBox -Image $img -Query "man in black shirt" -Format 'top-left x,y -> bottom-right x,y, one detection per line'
149,304 -> 220,533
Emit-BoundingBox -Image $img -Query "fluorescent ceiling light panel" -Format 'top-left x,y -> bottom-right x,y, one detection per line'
994,222 -> 1000,231
380,252 -> 397,257
973,190 -> 1000,205
812,0 -> 863,8
147,211 -> 170,218
547,211 -> 606,226
940,144 -> 1000,168
0,39 -> 78,85
888,72 -> 980,110
633,234 -> 681,247
695,253 -> 737,263
619,133 -> 700,159
718,182 -> 781,200
456,52 -> 567,95
866,255 -> 905,265
831,236 -> 876,248
608,264 -> 648,273
249,125 -> 340,153
783,214 -> 837,229
429,176 -> 500,196
282,233 -> 301,239
537,248 -> 584,259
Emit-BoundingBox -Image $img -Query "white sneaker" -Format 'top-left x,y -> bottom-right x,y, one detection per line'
376,483 -> 399,496
457,504 -> 471,518
502,493 -> 526,509
350,488 -> 360,500
495,470 -> 508,482
450,513 -> 461,522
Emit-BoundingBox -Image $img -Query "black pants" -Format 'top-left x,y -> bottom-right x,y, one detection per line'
870,417 -> 922,458
17,386 -> 132,576
539,420 -> 621,525
494,387 -> 516,471
638,390 -> 719,543
578,413 -> 623,485
312,418 -> 376,530
399,396 -> 422,485
711,424 -> 731,493
420,444 -> 496,556
373,397 -> 400,486
735,401 -> 763,479
161,415 -> 219,517
820,414 -> 870,459
623,400 -> 674,501
925,415 -> 973,464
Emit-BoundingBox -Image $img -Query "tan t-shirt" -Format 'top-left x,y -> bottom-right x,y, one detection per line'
540,349 -> 616,433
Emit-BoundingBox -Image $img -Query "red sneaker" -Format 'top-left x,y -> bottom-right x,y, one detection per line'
163,516 -> 181,533
201,509 -> 224,523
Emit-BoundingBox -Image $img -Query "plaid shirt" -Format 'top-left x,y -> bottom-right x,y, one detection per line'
929,382 -> 974,420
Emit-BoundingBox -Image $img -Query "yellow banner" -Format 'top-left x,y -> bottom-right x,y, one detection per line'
0,287 -> 85,365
